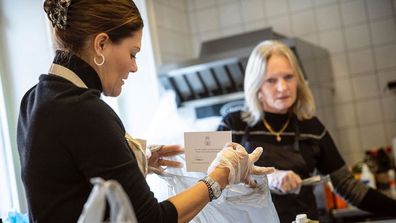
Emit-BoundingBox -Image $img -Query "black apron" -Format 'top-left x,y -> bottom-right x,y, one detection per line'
241,117 -> 320,223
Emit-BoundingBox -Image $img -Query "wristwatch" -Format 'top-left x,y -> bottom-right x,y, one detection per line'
199,176 -> 222,201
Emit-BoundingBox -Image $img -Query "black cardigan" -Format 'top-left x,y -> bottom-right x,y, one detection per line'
17,51 -> 177,223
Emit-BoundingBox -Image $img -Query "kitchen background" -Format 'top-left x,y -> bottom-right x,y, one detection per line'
0,0 -> 396,218
147,0 -> 396,165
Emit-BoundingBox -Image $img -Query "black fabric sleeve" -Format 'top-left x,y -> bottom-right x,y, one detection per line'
358,188 -> 396,217
66,97 -> 177,223
330,165 -> 369,204
317,121 -> 396,217
217,111 -> 245,143
317,131 -> 346,174
217,115 -> 232,131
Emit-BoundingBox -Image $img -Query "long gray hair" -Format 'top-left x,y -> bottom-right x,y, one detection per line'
242,40 -> 315,126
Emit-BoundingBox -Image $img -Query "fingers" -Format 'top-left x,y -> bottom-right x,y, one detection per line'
148,166 -> 166,175
249,147 -> 263,163
244,176 -> 258,188
224,142 -> 244,151
267,170 -> 302,193
157,145 -> 184,156
288,172 -> 302,189
224,142 -> 236,148
158,158 -> 183,168
251,166 -> 275,175
279,171 -> 302,192
285,171 -> 302,185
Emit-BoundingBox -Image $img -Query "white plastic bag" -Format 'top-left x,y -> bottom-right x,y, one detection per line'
77,178 -> 137,223
159,155 -> 280,223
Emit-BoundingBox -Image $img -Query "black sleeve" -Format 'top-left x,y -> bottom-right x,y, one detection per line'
66,99 -> 177,223
317,124 -> 396,217
217,115 -> 232,131
302,117 -> 345,174
217,111 -> 245,143
358,188 -> 396,217
317,131 -> 346,174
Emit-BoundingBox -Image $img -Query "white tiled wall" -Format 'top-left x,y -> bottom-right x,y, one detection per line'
344,24 -> 371,50
341,0 -> 368,26
150,0 -> 396,165
148,0 -> 193,65
292,10 -> 317,35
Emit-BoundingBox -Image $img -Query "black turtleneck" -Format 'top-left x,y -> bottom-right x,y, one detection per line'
17,51 -> 177,223
52,50 -> 103,91
263,111 -> 290,126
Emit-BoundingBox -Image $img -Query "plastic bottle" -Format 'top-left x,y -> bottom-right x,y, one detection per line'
292,214 -> 319,223
393,138 -> 396,166
388,169 -> 396,197
296,214 -> 308,223
361,163 -> 376,189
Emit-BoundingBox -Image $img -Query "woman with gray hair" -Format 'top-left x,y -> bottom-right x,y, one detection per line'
218,40 -> 396,222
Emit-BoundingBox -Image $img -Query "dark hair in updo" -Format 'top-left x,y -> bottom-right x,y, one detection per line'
43,0 -> 144,55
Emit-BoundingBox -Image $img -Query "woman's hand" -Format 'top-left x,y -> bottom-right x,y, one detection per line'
267,170 -> 302,194
148,144 -> 184,174
208,143 -> 275,187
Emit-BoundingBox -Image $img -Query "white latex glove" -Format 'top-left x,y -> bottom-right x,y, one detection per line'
208,143 -> 275,186
267,170 -> 302,194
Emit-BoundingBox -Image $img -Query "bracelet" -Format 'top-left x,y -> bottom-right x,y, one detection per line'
199,178 -> 215,201
199,176 -> 222,201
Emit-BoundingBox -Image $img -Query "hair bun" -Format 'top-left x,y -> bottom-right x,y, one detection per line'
43,0 -> 71,30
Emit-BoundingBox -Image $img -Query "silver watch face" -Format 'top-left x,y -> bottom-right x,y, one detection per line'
212,183 -> 222,198
206,176 -> 222,198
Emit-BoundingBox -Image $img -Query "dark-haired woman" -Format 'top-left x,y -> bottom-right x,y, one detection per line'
17,1 -> 273,222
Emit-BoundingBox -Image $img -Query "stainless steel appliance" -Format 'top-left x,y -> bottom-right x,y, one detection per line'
158,27 -> 305,119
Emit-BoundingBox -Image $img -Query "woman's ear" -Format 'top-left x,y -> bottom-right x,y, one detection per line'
93,33 -> 109,54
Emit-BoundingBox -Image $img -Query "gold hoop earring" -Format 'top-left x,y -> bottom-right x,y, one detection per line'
94,54 -> 105,66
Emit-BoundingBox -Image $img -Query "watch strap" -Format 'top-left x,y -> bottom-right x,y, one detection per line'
199,176 -> 221,201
